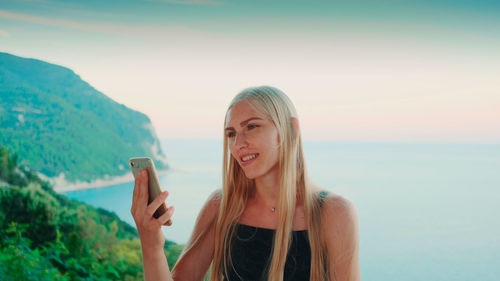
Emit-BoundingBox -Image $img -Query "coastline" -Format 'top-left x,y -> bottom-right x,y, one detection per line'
50,170 -> 169,193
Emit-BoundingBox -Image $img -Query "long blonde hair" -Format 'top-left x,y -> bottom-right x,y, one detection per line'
210,86 -> 328,281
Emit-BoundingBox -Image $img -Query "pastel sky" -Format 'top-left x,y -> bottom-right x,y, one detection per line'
1,0 -> 499,142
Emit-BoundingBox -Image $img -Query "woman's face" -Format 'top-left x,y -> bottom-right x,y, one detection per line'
225,100 -> 280,180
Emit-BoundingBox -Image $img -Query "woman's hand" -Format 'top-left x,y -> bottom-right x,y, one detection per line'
131,169 -> 175,252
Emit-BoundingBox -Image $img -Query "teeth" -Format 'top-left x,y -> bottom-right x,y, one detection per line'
242,154 -> 257,162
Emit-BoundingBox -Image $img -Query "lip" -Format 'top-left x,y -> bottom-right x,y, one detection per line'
239,153 -> 259,166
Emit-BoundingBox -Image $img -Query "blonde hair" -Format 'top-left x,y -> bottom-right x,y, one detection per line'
210,86 -> 328,281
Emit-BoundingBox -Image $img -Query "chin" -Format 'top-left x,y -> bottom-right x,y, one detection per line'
242,171 -> 258,180
240,167 -> 262,180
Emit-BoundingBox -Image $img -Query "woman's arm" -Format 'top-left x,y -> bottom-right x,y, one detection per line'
171,190 -> 220,280
131,169 -> 174,281
321,194 -> 361,281
131,169 -> 220,281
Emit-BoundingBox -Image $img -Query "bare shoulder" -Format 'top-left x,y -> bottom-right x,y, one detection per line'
197,189 -> 222,222
322,192 -> 356,216
207,188 -> 223,206
320,191 -> 358,234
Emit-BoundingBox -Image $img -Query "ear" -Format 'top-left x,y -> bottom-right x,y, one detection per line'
291,117 -> 299,130
291,117 -> 300,138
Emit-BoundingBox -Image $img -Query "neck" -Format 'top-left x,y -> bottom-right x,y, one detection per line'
253,167 -> 280,208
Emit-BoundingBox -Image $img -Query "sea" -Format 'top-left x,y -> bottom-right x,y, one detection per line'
62,139 -> 500,281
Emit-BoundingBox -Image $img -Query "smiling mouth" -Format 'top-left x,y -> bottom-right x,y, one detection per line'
241,153 -> 259,162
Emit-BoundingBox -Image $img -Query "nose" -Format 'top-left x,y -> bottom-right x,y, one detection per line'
233,131 -> 248,150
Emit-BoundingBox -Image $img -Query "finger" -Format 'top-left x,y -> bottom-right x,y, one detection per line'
158,206 -> 175,226
131,171 -> 142,213
145,190 -> 169,218
138,169 -> 149,206
132,170 -> 141,200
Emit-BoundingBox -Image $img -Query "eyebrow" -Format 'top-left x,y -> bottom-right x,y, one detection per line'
224,117 -> 263,131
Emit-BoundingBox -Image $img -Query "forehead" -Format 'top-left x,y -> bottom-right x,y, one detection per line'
226,100 -> 267,125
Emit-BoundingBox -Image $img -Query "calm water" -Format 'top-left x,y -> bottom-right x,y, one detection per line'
63,139 -> 500,281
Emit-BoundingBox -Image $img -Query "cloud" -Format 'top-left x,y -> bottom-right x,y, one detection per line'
12,0 -> 52,3
0,29 -> 9,37
0,9 -> 206,39
148,0 -> 221,5
0,9 -> 141,35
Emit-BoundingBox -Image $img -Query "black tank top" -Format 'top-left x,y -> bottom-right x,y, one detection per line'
224,224 -> 311,281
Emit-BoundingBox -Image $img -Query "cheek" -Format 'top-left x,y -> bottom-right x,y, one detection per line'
229,146 -> 238,160
263,130 -> 280,156
268,128 -> 280,147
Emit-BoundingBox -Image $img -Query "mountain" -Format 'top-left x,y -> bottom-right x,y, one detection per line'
0,146 -> 182,280
0,52 -> 167,184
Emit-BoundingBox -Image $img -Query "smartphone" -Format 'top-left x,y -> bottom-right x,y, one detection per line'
129,157 -> 172,225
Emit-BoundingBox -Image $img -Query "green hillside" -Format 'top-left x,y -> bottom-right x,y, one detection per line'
0,146 -> 183,280
0,52 -> 167,183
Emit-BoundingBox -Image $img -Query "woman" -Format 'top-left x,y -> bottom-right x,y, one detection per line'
131,86 -> 360,281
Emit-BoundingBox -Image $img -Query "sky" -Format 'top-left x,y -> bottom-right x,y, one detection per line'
1,0 -> 499,142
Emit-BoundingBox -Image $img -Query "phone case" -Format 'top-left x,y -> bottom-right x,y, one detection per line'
129,157 -> 171,224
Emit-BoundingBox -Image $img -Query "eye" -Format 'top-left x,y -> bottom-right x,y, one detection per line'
227,131 -> 236,138
248,124 -> 259,130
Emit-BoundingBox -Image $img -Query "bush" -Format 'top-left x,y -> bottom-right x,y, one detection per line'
0,146 -> 182,280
